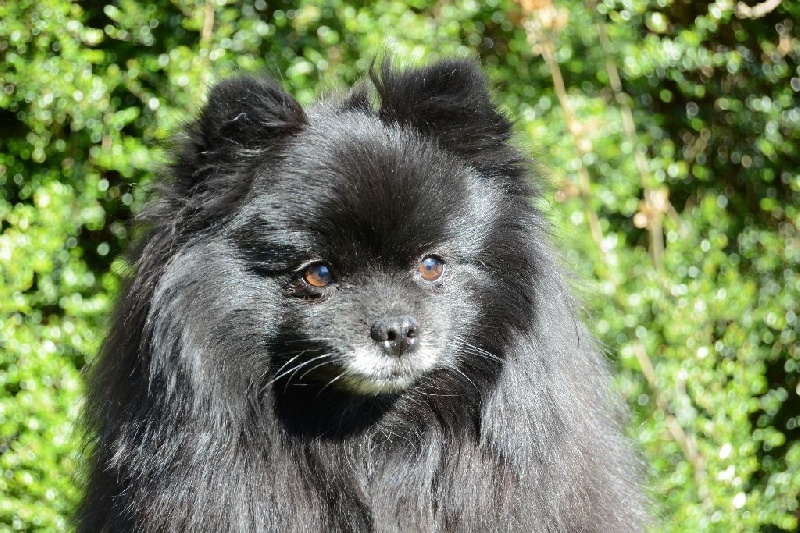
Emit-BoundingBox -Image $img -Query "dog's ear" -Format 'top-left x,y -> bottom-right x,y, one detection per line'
156,76 -> 306,226
372,59 -> 520,173
173,76 -> 307,186
197,76 -> 306,150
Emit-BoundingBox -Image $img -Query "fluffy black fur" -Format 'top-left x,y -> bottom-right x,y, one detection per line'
80,58 -> 646,531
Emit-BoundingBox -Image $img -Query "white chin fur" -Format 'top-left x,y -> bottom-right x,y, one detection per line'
341,374 -> 418,394
339,346 -> 439,394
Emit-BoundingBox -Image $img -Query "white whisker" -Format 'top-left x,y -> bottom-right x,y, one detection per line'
317,371 -> 347,396
295,355 -> 340,381
270,351 -> 332,386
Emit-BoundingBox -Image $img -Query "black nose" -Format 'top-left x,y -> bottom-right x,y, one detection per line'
370,315 -> 419,356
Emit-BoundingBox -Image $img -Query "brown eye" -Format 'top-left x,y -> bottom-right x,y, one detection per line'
303,263 -> 334,288
418,256 -> 444,282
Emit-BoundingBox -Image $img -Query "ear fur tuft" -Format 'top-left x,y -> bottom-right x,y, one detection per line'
173,76 -> 306,193
371,58 -> 518,172
153,76 -> 306,229
196,76 -> 306,152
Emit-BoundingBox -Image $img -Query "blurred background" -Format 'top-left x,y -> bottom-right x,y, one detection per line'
1,0 -> 798,530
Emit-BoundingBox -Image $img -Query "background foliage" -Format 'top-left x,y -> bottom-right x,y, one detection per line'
1,0 -> 797,530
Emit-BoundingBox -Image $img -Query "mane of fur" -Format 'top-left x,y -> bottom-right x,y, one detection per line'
79,59 -> 646,532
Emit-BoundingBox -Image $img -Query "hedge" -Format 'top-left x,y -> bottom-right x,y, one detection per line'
1,0 -> 797,530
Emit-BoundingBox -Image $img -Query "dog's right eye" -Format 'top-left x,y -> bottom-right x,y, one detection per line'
418,256 -> 444,282
302,262 -> 334,288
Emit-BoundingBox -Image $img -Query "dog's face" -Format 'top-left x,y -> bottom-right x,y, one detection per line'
88,60 -> 645,533
226,112 -> 501,395
148,60 -> 535,402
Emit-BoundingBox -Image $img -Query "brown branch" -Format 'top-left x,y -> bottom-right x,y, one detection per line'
586,3 -> 714,510
518,0 -> 712,515
201,0 -> 215,45
539,40 -> 608,267
735,0 -> 783,18
197,0 -> 216,91
632,342 -> 713,511
594,18 -> 667,271
516,1 -> 621,283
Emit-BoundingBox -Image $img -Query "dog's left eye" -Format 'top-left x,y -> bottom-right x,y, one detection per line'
418,256 -> 444,282
303,262 -> 334,288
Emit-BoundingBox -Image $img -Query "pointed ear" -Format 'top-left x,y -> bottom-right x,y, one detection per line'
172,75 -> 307,192
340,81 -> 372,113
195,76 -> 306,151
372,59 -> 519,172
158,76 -> 306,227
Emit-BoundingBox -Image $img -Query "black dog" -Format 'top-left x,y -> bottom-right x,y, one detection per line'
80,58 -> 646,531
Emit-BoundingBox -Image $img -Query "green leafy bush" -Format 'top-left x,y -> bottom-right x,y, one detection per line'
1,0 -> 797,530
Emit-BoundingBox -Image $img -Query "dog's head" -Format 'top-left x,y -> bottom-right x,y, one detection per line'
144,60 -> 538,399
